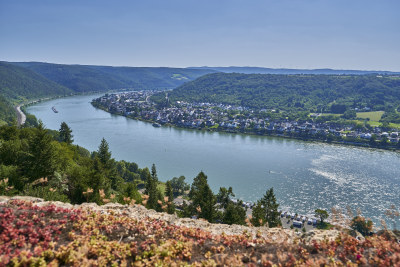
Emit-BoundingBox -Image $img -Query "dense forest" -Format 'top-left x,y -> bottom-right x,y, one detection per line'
0,62 -> 71,101
11,62 -> 217,92
154,73 -> 400,115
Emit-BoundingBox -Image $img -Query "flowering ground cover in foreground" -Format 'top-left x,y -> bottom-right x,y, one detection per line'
1,200 -> 400,266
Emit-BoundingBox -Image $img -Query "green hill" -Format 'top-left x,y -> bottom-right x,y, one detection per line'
12,62 -> 217,92
0,62 -> 73,124
0,61 -> 71,101
156,73 -> 400,113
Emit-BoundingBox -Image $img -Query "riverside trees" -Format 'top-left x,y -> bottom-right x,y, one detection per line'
251,188 -> 281,227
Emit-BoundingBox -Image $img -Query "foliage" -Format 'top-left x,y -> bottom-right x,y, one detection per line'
170,175 -> 189,196
216,186 -> 234,209
351,216 -> 374,236
11,61 -> 217,92
153,73 -> 400,121
250,188 -> 281,227
2,200 -> 400,266
222,201 -> 246,225
0,61 -> 71,102
144,165 -> 159,210
187,171 -> 217,222
165,181 -> 175,214
58,122 -> 73,144
25,121 -> 57,181
315,209 -> 329,224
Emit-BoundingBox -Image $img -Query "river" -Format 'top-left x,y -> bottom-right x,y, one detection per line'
26,94 -> 400,227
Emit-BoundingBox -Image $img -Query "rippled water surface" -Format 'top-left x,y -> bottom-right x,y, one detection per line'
27,94 -> 400,227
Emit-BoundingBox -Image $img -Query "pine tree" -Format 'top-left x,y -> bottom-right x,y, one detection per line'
187,171 -> 217,222
98,138 -> 111,167
144,169 -> 158,210
151,163 -> 158,182
217,186 -> 235,209
26,121 -> 57,181
59,122 -> 73,144
165,181 -> 175,214
262,187 -> 281,227
251,200 -> 266,226
223,201 -> 246,225
251,187 -> 281,227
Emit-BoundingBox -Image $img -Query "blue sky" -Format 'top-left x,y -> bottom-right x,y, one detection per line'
1,0 -> 399,71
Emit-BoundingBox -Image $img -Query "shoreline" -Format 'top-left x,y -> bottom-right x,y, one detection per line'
91,102 -> 400,153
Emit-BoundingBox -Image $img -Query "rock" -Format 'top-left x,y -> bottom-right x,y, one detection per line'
103,203 -> 126,210
10,196 -> 44,203
377,230 -> 398,242
350,230 -> 365,242
35,201 -> 74,209
0,196 -> 10,203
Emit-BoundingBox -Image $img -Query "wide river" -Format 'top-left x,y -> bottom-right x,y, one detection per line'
27,94 -> 400,227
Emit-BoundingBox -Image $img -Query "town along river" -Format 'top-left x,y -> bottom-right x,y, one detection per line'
27,94 -> 400,227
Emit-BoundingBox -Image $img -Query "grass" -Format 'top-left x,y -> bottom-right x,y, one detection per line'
390,122 -> 400,129
356,111 -> 384,121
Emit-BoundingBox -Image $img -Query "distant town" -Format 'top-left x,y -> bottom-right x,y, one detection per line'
92,91 -> 400,150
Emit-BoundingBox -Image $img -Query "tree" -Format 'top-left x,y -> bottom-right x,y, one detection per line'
165,181 -> 175,214
315,209 -> 329,224
151,163 -> 158,182
342,110 -> 356,119
170,176 -> 189,196
59,122 -> 73,144
98,138 -> 111,167
217,186 -> 235,209
144,168 -> 158,210
223,201 -> 246,225
262,188 -> 281,227
187,171 -> 217,222
26,121 -> 57,181
251,200 -> 266,226
250,188 -> 280,227
350,216 -> 373,236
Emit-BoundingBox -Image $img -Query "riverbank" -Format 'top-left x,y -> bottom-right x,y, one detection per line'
92,102 -> 400,153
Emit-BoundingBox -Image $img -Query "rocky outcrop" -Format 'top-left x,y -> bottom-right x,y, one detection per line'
1,196 -> 340,244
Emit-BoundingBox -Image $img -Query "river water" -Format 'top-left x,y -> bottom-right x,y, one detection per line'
27,94 -> 400,227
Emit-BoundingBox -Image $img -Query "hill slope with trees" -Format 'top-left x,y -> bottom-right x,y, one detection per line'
0,62 -> 71,101
11,62 -> 217,92
157,73 -> 400,113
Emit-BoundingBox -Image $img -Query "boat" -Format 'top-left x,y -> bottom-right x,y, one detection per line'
52,106 -> 58,113
152,123 -> 161,127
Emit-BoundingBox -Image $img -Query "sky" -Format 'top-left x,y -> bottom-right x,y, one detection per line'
0,0 -> 399,71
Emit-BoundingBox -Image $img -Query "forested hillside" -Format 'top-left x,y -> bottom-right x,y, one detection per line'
12,62 -> 217,92
0,62 -> 71,101
158,73 -> 400,113
0,61 -> 216,125
0,95 -> 15,125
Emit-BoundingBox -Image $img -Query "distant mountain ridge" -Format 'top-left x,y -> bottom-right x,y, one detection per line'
191,66 -> 400,75
11,62 -> 217,92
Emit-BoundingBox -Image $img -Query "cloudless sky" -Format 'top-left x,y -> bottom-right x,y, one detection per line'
0,0 -> 399,71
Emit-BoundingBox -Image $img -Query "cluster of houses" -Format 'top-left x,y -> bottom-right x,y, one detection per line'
93,92 -> 400,145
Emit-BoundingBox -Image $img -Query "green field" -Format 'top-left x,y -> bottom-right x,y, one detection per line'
356,111 -> 384,121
